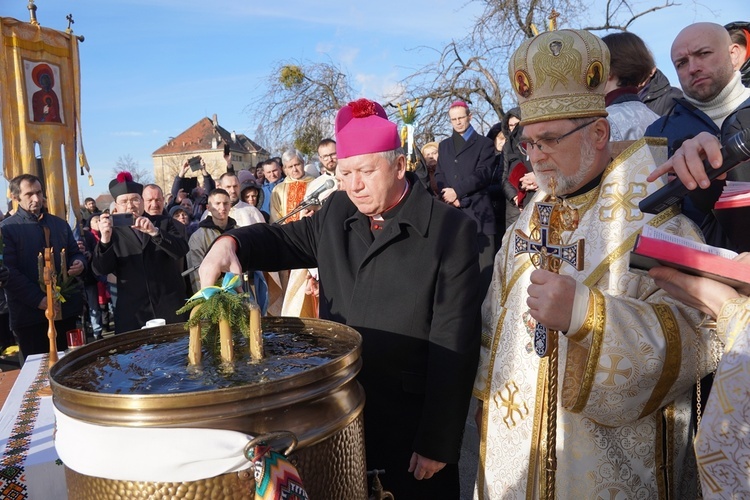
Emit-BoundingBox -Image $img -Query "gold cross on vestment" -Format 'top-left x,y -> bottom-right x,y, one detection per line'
493,381 -> 529,428
597,354 -> 633,386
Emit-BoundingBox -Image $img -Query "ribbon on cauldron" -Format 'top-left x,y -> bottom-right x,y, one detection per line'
251,445 -> 309,500
186,273 -> 241,302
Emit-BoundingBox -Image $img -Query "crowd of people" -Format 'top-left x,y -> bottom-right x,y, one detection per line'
1,18 -> 749,500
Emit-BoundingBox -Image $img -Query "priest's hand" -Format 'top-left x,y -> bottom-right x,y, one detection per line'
99,213 -> 112,244
649,255 -> 750,319
198,236 -> 243,289
408,452 -> 446,480
132,216 -> 158,237
526,269 -> 576,332
647,132 -> 724,189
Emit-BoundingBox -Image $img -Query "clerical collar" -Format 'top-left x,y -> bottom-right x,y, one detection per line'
559,171 -> 605,199
370,179 -> 410,230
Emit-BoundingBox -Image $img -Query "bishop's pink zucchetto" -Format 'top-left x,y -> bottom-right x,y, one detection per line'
335,98 -> 401,159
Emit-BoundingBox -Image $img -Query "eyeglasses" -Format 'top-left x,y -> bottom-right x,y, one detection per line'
116,196 -> 141,207
518,120 -> 596,156
320,153 -> 337,161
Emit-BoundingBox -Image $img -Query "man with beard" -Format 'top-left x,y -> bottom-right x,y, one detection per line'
645,22 -> 750,249
473,29 -> 719,498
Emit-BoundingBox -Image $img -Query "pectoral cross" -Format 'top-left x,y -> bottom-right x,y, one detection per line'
512,180 -> 584,500
514,194 -> 584,357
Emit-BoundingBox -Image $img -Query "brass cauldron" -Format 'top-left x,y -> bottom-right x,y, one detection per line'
50,317 -> 367,499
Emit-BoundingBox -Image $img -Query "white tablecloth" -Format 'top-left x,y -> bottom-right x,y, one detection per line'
0,353 -> 67,499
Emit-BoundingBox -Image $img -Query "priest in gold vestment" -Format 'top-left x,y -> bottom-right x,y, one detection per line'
269,149 -> 315,316
473,29 -> 720,499
270,149 -> 314,223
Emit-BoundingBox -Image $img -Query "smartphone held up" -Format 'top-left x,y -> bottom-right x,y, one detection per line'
111,213 -> 134,227
188,156 -> 202,172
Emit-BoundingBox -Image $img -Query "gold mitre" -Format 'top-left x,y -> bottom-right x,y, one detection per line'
509,29 -> 610,125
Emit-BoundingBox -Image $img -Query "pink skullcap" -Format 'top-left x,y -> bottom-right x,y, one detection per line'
335,98 -> 401,159
450,100 -> 469,110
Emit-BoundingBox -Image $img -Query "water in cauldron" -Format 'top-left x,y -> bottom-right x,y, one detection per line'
58,327 -> 357,394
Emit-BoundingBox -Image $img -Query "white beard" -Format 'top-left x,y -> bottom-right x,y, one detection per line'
533,135 -> 596,195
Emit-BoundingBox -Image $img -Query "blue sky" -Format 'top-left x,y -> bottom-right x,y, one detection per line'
1,0 -> 746,201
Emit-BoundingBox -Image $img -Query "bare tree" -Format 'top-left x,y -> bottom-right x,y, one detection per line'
113,154 -> 154,185
400,0 -> 680,143
247,59 -> 354,149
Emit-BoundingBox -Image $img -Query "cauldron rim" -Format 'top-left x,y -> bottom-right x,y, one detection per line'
50,316 -> 362,414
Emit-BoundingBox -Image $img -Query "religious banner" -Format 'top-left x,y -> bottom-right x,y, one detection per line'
0,10 -> 91,219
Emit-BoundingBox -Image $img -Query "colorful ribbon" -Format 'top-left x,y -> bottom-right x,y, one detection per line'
186,272 -> 240,302
252,445 -> 309,500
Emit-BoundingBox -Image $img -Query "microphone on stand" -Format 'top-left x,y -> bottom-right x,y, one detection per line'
302,178 -> 336,204
640,129 -> 750,214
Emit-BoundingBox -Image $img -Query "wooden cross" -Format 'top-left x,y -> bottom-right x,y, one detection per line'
43,248 -> 59,367
514,199 -> 584,357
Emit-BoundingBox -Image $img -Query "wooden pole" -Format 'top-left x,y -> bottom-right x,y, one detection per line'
43,248 -> 58,367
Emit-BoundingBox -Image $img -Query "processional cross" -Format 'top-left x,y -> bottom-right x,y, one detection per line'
513,179 -> 584,499
36,248 -> 59,397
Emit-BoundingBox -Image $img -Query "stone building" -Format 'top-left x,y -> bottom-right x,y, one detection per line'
151,114 -> 269,189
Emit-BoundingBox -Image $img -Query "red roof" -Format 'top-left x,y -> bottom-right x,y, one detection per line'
152,116 -> 269,157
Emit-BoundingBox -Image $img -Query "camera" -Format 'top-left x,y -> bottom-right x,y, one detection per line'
112,213 -> 134,227
188,156 -> 202,172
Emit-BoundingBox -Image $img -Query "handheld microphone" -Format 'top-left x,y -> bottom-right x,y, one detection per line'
302,178 -> 336,203
640,129 -> 750,214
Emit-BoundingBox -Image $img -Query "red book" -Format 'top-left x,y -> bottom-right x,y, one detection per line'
629,226 -> 750,291
714,181 -> 750,209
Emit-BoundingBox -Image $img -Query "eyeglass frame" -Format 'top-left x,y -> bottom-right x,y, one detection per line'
320,153 -> 337,161
518,120 -> 597,156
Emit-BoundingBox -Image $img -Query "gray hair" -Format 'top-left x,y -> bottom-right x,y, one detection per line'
378,147 -> 405,165
281,149 -> 305,166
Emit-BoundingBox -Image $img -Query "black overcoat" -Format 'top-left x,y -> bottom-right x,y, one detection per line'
435,131 -> 497,236
226,178 -> 482,498
92,215 -> 188,333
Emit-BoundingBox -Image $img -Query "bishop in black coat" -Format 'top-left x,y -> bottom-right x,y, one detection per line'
198,98 -> 482,499
214,177 -> 481,498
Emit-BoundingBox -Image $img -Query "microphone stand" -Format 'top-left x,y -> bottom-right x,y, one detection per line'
274,198 -> 321,225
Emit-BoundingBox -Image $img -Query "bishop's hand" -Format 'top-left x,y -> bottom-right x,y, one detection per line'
526,269 -> 576,332
198,236 -> 243,289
